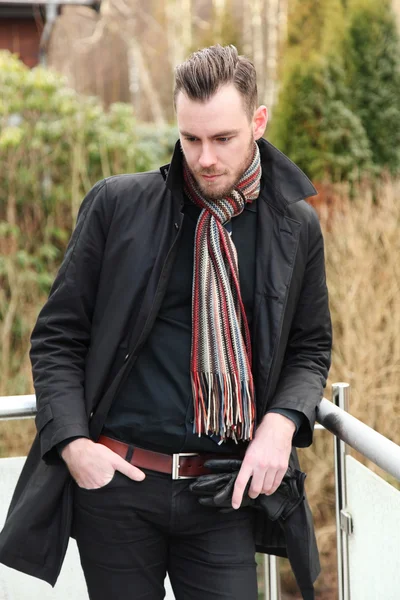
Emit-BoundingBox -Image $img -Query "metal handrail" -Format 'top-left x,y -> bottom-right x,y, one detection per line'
0,394 -> 36,420
318,394 -> 400,482
2,392 -> 400,481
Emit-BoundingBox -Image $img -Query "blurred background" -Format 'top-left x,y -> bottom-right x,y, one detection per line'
1,0 -> 400,597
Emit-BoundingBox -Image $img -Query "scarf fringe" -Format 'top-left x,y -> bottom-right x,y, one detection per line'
191,371 -> 255,442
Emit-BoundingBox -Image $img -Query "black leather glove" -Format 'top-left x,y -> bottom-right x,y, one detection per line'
189,458 -> 306,520
189,459 -> 250,510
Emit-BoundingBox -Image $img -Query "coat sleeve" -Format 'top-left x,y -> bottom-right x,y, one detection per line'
30,179 -> 113,462
268,208 -> 332,448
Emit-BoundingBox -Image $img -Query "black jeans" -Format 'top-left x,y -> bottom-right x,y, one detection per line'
72,469 -> 258,600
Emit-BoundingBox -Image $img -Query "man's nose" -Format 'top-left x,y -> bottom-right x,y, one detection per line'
198,145 -> 217,168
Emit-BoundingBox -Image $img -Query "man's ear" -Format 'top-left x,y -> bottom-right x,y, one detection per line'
253,105 -> 268,140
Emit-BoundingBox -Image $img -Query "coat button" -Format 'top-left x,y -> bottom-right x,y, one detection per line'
124,353 -> 129,361
174,222 -> 179,230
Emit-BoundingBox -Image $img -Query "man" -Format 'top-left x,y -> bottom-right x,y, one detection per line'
0,45 -> 331,599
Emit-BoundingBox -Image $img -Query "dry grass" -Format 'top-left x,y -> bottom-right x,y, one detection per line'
1,180 -> 400,598
324,179 -> 400,444
0,420 -> 36,458
297,179 -> 400,597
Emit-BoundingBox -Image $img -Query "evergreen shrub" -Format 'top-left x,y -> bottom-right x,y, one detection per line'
345,0 -> 400,175
269,57 -> 371,182
270,0 -> 400,181
0,51 -> 177,395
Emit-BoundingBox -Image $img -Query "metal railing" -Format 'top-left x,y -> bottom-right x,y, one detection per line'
2,384 -> 400,600
0,394 -> 37,420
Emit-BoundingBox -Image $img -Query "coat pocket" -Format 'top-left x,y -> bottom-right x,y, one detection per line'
74,470 -> 120,493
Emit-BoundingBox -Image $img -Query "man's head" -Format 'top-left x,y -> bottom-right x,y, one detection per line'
174,45 -> 268,200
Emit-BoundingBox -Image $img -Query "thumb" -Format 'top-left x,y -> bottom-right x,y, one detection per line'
114,455 -> 146,481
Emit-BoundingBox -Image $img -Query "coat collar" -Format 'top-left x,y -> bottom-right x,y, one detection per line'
160,138 -> 317,212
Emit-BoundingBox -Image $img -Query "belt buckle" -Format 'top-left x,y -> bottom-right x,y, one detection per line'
172,452 -> 198,480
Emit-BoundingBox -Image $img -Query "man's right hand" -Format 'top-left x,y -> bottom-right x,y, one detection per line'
61,438 -> 146,490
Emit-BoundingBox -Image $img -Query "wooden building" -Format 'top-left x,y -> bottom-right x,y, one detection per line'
0,0 -> 98,68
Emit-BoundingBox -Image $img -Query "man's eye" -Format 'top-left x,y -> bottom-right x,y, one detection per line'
185,137 -> 198,142
217,137 -> 231,143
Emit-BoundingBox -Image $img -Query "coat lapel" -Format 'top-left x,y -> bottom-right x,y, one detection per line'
250,138 -> 316,420
253,180 -> 301,418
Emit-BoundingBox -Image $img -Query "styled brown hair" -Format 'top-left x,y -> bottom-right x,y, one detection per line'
174,45 -> 258,121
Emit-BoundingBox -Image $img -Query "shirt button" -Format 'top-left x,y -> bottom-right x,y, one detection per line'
174,222 -> 179,230
124,354 -> 129,361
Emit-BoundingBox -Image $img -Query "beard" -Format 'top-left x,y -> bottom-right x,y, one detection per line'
188,135 -> 256,201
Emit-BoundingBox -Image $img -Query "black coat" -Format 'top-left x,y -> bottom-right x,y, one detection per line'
0,139 -> 331,593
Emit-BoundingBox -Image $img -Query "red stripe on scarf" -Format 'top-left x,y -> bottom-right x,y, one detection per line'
184,142 -> 261,441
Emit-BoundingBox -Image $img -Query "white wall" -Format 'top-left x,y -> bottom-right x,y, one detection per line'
346,455 -> 400,600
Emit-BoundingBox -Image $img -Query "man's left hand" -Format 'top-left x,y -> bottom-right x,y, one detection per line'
231,412 -> 295,509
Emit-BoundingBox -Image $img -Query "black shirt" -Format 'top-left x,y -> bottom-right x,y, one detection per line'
102,197 -> 257,454
101,194 -> 303,454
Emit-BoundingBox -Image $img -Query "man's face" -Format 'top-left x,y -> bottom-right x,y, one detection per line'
176,84 -> 262,200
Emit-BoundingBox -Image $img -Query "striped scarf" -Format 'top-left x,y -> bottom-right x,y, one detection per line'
183,142 -> 262,442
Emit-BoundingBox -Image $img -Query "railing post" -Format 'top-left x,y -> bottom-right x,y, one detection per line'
333,382 -> 351,600
263,555 -> 281,600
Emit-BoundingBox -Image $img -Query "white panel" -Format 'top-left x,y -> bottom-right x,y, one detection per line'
346,455 -> 400,600
0,457 -> 175,599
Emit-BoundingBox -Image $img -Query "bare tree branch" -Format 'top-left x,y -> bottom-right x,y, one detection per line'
251,0 -> 265,97
264,0 -> 279,112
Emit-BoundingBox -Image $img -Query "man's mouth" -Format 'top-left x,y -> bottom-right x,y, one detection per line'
201,174 -> 222,181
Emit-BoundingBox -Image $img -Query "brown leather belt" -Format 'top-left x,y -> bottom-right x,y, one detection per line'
98,435 -> 228,480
